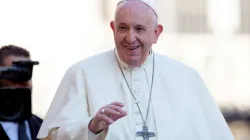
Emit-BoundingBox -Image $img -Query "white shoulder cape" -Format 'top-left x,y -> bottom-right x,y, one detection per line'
37,49 -> 234,140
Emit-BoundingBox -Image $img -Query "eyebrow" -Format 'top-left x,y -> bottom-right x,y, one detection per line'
117,23 -> 127,26
135,24 -> 146,28
117,23 -> 147,28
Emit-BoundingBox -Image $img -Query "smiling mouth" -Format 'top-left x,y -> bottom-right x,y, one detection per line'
124,45 -> 140,50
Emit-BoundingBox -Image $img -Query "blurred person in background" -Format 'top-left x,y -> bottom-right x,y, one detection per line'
0,45 -> 43,140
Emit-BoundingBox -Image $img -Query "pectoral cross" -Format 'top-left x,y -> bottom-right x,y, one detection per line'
136,125 -> 155,140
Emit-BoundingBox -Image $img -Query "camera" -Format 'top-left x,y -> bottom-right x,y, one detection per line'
0,60 -> 39,122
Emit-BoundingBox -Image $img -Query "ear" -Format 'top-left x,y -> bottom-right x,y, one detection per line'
110,21 -> 115,32
153,24 -> 163,44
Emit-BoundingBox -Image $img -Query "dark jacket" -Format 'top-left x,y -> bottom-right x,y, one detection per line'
0,114 -> 43,140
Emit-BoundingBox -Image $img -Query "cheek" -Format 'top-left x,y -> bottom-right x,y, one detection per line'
140,38 -> 153,50
140,41 -> 153,56
115,34 -> 125,42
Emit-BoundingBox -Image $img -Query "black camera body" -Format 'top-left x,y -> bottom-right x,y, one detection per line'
0,87 -> 32,122
0,60 -> 39,122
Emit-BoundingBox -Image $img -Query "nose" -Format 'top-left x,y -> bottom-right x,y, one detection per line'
125,30 -> 137,43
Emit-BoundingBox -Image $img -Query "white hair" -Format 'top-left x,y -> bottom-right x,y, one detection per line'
114,1 -> 159,29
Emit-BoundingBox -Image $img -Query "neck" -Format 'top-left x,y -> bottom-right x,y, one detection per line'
114,48 -> 153,69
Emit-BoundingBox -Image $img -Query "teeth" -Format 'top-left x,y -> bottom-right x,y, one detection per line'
125,46 -> 139,50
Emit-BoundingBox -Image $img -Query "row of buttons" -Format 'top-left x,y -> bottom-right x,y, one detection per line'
132,68 -> 146,126
134,89 -> 140,93
135,109 -> 143,125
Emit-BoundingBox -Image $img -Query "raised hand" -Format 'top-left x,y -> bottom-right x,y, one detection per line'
88,102 -> 127,134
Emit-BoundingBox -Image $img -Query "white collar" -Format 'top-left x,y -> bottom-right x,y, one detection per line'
114,47 -> 153,70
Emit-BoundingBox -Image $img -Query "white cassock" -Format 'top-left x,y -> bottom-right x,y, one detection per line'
37,48 -> 235,140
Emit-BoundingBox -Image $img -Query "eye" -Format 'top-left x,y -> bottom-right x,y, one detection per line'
118,26 -> 127,30
135,27 -> 145,32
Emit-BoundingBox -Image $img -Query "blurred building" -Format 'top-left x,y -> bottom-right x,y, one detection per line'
102,0 -> 250,107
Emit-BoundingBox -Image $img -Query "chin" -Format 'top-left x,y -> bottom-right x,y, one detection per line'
125,59 -> 141,67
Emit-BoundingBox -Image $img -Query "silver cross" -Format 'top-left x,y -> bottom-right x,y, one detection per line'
136,125 -> 155,140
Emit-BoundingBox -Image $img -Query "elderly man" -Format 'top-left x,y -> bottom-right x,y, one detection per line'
37,0 -> 234,140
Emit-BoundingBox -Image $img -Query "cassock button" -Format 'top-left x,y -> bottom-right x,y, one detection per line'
134,89 -> 140,93
133,78 -> 140,81
133,68 -> 141,73
135,111 -> 140,114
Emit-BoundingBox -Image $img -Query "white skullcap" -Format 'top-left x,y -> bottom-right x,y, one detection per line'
117,0 -> 158,17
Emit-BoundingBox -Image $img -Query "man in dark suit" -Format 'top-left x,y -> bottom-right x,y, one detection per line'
0,45 -> 43,140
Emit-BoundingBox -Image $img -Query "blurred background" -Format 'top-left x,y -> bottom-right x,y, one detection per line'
0,0 -> 249,139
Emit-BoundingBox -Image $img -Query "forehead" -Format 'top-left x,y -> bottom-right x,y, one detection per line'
115,1 -> 155,26
3,55 -> 30,66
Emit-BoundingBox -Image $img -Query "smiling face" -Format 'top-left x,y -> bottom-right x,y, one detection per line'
110,0 -> 163,67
